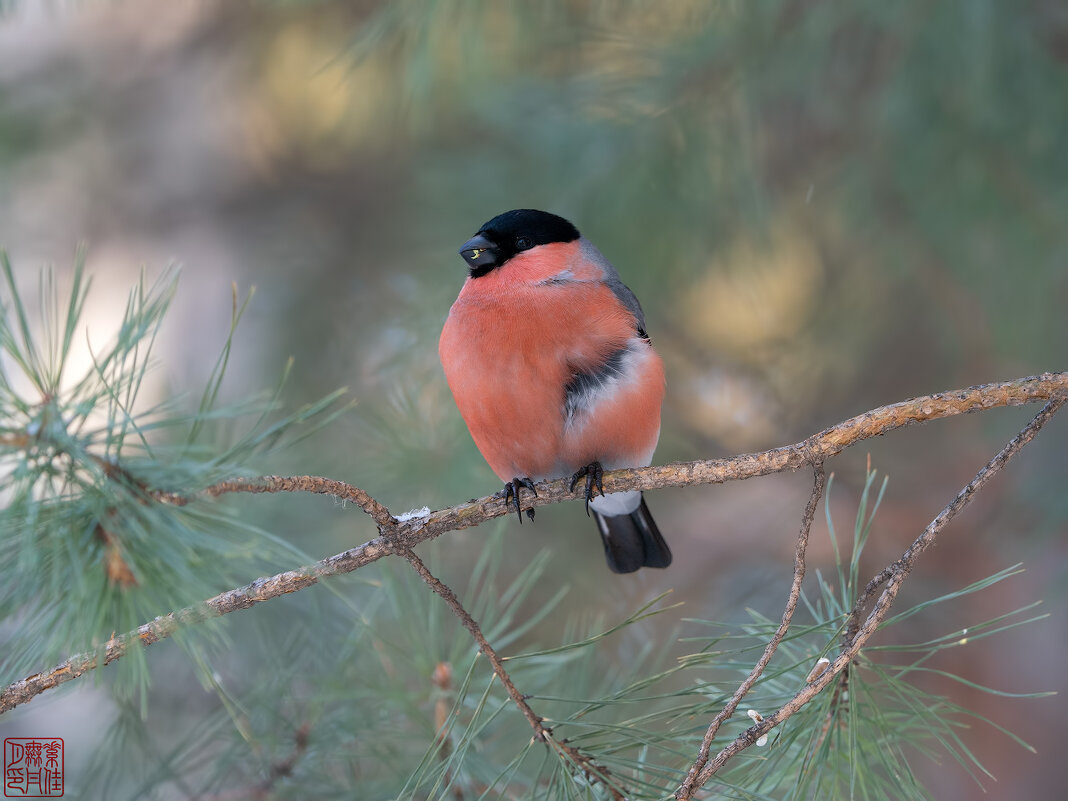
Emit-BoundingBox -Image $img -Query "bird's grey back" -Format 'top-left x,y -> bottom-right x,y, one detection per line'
578,237 -> 648,336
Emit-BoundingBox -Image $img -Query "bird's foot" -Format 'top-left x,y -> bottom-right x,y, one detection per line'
569,461 -> 605,517
500,477 -> 538,523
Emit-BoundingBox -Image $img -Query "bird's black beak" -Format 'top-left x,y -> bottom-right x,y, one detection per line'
459,233 -> 499,274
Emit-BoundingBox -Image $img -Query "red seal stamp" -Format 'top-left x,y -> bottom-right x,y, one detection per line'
3,739 -> 63,798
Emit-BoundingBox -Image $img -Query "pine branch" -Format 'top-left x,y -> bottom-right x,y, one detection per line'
676,396 -> 1065,797
156,475 -> 395,528
398,547 -> 627,800
677,463 -> 826,796
0,372 -> 1064,717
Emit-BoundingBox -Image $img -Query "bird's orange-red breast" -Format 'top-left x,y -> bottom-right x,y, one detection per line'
440,209 -> 670,573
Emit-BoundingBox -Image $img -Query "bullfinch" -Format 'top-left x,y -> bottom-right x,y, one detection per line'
439,209 -> 671,574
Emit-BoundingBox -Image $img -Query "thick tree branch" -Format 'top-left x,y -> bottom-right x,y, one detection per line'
1,373 -> 1064,715
185,373 -> 1066,514
679,397 -> 1065,795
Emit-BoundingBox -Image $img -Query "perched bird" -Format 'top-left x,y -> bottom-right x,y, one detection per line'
439,209 -> 671,573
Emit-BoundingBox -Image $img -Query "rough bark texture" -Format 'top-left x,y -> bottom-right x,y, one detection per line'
1,373 -> 1064,717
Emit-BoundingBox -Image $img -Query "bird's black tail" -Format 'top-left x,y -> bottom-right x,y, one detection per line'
593,495 -> 672,574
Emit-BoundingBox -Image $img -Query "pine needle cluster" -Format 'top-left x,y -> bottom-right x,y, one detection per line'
0,256 -> 346,703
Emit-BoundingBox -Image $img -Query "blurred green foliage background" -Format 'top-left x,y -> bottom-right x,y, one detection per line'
0,1 -> 1065,798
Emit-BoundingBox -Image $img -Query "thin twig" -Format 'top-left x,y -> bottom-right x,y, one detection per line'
676,463 -> 826,799
681,397 -> 1065,793
397,547 -> 627,801
1,374 -> 1064,715
156,475 -> 396,529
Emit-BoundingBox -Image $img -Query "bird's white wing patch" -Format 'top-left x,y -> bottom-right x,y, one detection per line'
563,339 -> 649,427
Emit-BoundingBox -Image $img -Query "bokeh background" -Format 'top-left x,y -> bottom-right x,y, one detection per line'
1,1 -> 1066,799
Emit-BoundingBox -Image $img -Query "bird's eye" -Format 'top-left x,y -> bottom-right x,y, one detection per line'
515,237 -> 533,251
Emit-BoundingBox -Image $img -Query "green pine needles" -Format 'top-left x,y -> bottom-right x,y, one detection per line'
0,260 -> 1049,799
679,471 -> 1049,801
367,472 -> 1044,801
76,471 -> 1045,801
0,254 -> 346,701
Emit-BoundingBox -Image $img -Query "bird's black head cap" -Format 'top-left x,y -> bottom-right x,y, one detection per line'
459,209 -> 580,277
